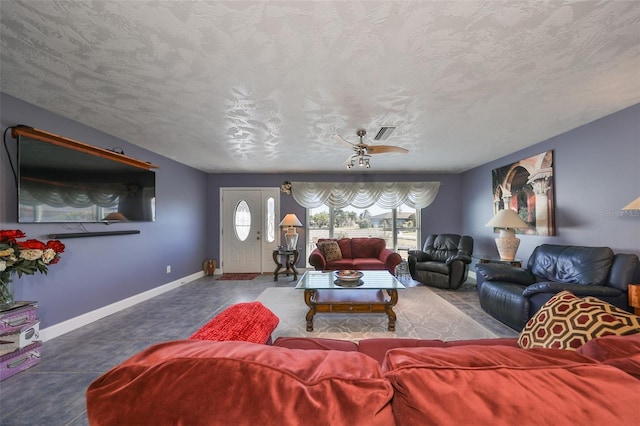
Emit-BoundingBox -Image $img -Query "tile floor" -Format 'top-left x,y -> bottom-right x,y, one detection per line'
0,273 -> 516,426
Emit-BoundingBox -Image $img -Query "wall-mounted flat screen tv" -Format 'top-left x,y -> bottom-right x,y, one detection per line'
18,135 -> 156,223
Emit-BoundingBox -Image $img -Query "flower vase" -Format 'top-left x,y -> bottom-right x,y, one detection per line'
0,273 -> 15,308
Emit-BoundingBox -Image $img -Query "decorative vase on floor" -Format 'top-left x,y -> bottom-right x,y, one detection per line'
0,272 -> 15,308
203,259 -> 216,276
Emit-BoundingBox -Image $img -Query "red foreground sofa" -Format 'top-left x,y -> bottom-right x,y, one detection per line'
86,332 -> 640,425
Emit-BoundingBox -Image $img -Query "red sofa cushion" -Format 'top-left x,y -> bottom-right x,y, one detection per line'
351,237 -> 385,258
336,237 -> 353,258
86,340 -> 395,426
325,258 -> 357,269
189,302 -> 279,344
577,334 -> 640,379
358,337 -> 519,365
383,345 -> 640,425
273,336 -> 359,352
352,258 -> 387,270
275,337 -> 520,366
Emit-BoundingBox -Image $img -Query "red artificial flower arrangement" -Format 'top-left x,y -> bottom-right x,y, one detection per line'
0,229 -> 65,305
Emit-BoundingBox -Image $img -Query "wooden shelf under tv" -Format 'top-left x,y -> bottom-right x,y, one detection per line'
12,126 -> 159,170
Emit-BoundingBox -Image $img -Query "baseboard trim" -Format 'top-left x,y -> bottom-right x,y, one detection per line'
40,271 -> 204,341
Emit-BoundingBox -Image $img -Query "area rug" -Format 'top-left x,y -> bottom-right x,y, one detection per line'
215,273 -> 260,281
256,286 -> 498,342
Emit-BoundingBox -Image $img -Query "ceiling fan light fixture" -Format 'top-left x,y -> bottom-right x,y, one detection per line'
335,128 -> 407,171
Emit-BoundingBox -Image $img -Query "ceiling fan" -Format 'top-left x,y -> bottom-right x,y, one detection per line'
334,129 -> 408,169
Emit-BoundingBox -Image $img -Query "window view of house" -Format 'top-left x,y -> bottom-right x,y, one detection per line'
307,203 -> 419,262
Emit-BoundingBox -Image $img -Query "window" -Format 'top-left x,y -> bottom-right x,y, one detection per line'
266,197 -> 275,243
233,200 -> 251,241
307,203 -> 419,262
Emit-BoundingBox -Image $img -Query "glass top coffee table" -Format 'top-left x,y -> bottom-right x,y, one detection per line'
295,270 -> 406,332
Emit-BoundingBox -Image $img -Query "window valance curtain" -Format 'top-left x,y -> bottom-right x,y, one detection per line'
290,182 -> 440,209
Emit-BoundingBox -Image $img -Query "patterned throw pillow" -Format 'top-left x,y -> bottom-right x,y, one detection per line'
317,240 -> 342,262
518,291 -> 640,350
581,296 -> 640,328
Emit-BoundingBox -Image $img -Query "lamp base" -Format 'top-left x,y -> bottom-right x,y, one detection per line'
494,237 -> 520,261
284,232 -> 299,251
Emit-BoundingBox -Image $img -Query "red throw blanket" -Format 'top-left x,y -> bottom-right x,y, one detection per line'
189,302 -> 279,344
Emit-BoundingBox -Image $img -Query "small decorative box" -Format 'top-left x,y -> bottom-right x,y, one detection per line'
0,321 -> 41,356
0,302 -> 38,334
0,341 -> 42,381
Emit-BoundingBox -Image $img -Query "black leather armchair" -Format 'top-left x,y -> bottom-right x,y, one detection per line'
475,244 -> 639,330
408,234 -> 474,289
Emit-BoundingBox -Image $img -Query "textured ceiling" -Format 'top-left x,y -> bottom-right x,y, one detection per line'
1,1 -> 639,173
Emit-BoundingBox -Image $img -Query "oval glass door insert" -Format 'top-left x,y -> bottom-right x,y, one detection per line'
234,200 -> 251,241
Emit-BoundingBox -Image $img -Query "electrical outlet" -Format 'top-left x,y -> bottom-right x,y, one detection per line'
166,265 -> 171,274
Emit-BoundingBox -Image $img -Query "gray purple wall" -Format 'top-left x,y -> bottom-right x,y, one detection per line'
461,103 -> 640,276
1,94 -> 209,328
3,92 -> 638,331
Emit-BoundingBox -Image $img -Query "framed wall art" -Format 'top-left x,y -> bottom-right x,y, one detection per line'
491,150 -> 555,236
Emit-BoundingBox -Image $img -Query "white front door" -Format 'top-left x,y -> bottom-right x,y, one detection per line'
221,188 -> 279,273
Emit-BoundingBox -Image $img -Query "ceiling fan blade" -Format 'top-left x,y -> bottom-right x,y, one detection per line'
365,145 -> 408,154
334,134 -> 355,147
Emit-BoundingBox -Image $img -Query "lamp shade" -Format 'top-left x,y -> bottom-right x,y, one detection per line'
279,214 -> 303,228
622,197 -> 640,210
485,209 -> 528,230
103,212 -> 128,221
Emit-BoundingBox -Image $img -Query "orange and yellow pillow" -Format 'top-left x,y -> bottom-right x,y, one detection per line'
518,291 -> 640,350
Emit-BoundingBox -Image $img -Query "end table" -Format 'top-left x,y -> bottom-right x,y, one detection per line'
273,249 -> 299,281
476,256 -> 522,268
628,284 -> 640,315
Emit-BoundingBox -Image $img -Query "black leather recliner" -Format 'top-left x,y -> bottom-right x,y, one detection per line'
475,244 -> 639,331
408,234 -> 474,289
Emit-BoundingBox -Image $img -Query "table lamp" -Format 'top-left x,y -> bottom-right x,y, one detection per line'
279,213 -> 303,250
485,208 -> 529,261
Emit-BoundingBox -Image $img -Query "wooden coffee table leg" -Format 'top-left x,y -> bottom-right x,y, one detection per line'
385,289 -> 399,331
304,290 -> 316,331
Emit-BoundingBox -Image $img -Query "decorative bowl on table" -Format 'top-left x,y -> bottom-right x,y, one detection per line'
334,270 -> 364,282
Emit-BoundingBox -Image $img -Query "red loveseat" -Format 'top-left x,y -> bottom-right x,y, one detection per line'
308,237 -> 402,274
86,334 -> 640,425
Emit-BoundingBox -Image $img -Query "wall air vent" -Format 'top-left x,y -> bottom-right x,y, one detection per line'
373,126 -> 397,141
